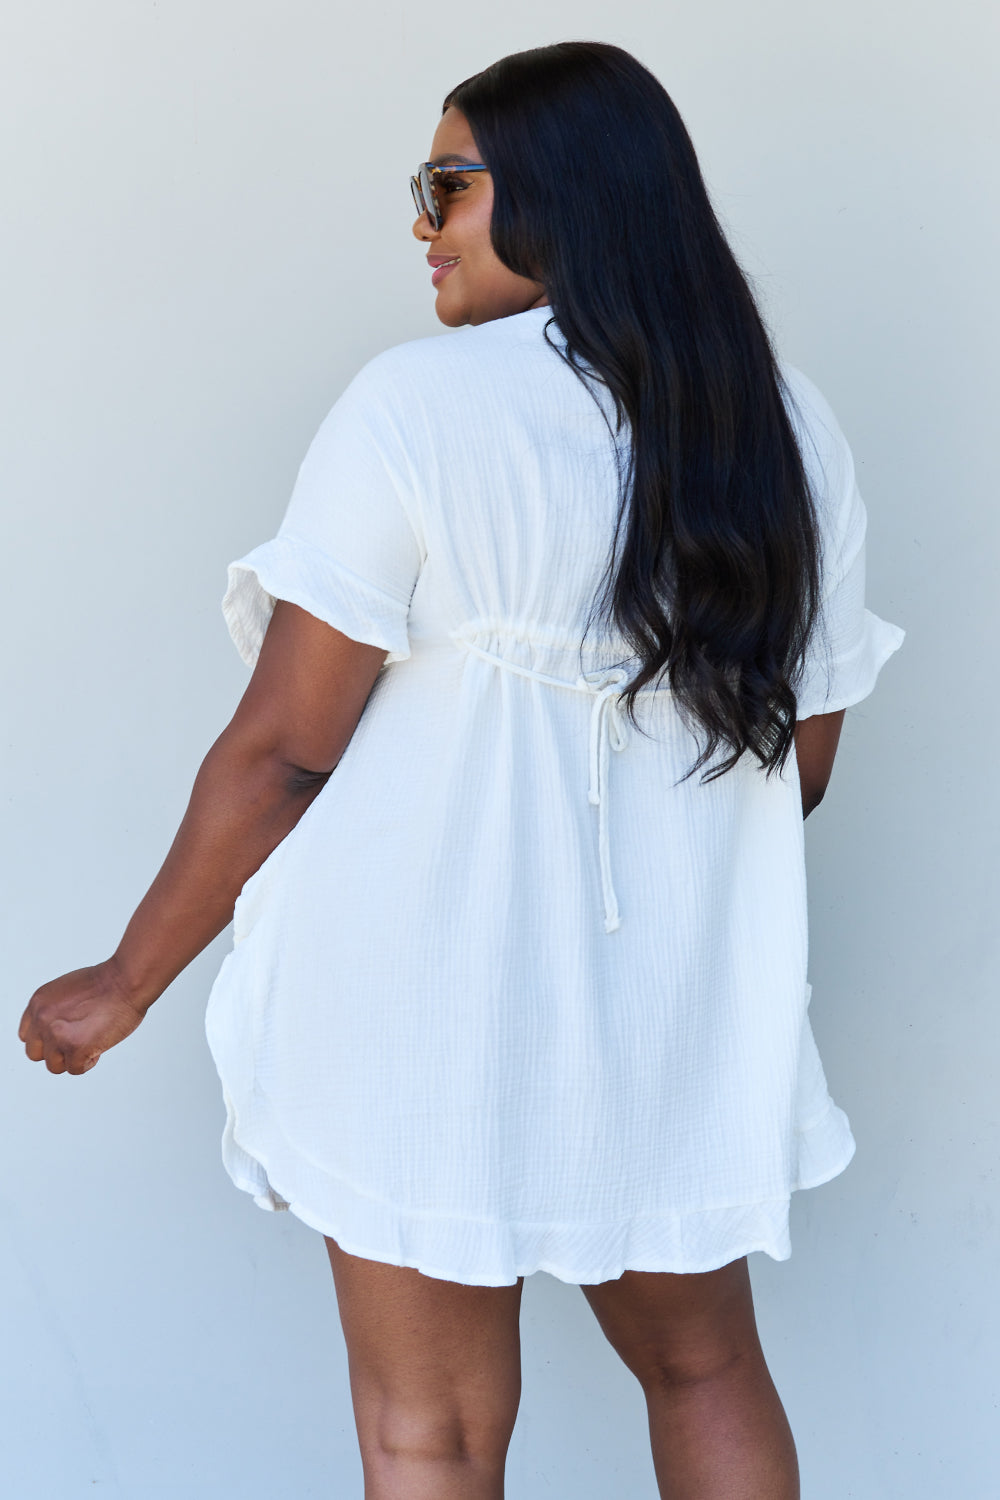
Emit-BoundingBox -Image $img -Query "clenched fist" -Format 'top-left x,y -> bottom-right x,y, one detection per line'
18,961 -> 148,1075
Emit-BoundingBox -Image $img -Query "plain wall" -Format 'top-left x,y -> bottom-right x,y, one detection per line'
3,2 -> 996,1495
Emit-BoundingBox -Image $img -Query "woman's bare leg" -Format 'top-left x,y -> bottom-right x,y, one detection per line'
325,1236 -> 524,1500
581,1256 -> 798,1499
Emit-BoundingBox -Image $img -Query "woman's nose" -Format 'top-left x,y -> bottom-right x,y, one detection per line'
412,209 -> 438,243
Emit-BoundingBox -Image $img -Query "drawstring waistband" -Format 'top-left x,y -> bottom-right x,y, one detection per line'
456,634 -> 664,934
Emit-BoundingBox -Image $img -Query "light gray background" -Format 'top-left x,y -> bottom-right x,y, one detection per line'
2,3 -> 995,1496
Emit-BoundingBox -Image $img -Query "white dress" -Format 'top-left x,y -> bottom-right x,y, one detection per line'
205,305 -> 904,1286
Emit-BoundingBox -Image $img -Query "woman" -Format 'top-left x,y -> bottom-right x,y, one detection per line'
19,41 -> 903,1500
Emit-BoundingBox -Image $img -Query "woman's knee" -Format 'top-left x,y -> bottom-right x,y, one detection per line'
349,1349 -> 521,1497
324,1236 -> 523,1470
579,1256 -> 764,1393
362,1381 -> 520,1470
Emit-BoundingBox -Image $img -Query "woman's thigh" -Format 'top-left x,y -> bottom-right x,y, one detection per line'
579,1256 -> 763,1389
325,1236 -> 524,1466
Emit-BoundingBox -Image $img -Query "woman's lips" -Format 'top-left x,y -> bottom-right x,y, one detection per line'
431,258 -> 460,286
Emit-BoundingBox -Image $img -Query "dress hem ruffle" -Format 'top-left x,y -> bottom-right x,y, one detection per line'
214,1081 -> 857,1288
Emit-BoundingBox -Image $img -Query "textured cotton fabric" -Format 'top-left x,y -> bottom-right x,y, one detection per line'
205,305 -> 904,1286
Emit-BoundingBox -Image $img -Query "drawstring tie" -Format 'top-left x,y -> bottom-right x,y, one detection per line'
457,637 -> 635,934
584,669 -> 631,933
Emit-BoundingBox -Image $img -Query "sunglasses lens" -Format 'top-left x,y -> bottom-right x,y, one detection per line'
419,164 -> 442,229
410,177 -> 425,217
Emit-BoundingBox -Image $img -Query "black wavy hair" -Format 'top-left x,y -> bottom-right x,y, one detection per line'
444,41 -> 821,781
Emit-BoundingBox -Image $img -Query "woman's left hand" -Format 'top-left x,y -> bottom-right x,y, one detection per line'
18,959 -> 148,1075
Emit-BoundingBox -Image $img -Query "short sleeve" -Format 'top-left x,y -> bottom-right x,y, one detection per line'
222,357 -> 425,668
784,370 -> 905,720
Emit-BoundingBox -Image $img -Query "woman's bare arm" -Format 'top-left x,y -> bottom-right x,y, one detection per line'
18,602 -> 388,1075
794,708 -> 846,817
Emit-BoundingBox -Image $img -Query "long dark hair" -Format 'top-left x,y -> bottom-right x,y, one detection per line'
445,42 -> 822,781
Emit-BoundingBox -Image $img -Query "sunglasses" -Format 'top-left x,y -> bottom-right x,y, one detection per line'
410,161 -> 488,231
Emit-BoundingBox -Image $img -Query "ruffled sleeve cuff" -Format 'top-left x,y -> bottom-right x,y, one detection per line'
222,533 -> 412,669
796,609 -> 905,720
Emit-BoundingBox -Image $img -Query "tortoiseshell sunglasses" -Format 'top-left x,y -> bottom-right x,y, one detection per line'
410,161 -> 488,231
